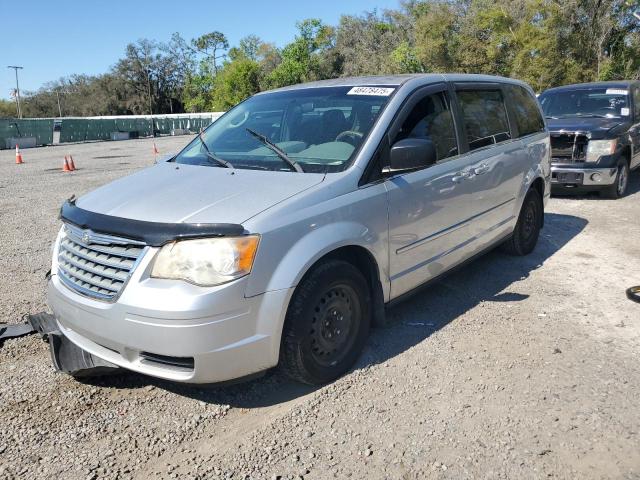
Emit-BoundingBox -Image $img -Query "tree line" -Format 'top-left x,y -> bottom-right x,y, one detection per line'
2,0 -> 639,118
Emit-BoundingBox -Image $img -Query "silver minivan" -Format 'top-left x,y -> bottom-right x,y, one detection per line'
47,74 -> 550,385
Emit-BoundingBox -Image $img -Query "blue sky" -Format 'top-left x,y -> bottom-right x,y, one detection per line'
1,0 -> 400,99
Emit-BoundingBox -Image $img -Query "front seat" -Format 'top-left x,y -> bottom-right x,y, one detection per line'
317,109 -> 348,144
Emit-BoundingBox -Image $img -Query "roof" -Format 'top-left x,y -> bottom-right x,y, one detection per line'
261,73 -> 530,94
263,74 -> 435,92
542,80 -> 640,94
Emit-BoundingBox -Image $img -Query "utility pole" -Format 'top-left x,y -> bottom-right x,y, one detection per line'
146,68 -> 153,115
7,65 -> 23,118
55,90 -> 62,117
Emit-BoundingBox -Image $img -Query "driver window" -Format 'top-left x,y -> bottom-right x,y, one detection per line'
395,91 -> 459,162
456,89 -> 512,151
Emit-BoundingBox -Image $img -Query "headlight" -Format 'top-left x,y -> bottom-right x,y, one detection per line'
151,236 -> 260,286
586,139 -> 616,163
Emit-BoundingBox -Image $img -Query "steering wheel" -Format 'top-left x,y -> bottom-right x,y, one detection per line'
335,130 -> 364,146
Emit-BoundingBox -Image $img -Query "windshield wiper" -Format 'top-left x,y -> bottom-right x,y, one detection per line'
245,128 -> 303,173
197,132 -> 233,168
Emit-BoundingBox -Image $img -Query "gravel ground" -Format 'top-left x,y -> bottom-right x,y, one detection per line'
1,137 -> 639,479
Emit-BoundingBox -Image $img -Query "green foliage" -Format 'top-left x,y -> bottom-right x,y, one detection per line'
335,10 -> 410,76
389,41 -> 422,73
265,19 -> 335,89
211,58 -> 261,111
413,2 -> 458,72
0,99 -> 17,118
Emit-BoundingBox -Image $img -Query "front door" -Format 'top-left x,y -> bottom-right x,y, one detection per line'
386,85 -> 479,299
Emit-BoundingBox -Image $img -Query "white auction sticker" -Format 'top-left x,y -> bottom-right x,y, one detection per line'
606,88 -> 628,96
347,86 -> 395,96
621,107 -> 630,116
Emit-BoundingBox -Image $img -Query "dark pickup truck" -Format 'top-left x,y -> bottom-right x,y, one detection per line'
538,81 -> 640,198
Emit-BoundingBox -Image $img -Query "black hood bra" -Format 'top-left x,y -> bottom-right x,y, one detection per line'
59,198 -> 246,247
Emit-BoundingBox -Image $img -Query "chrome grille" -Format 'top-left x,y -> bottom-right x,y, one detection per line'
550,132 -> 588,163
57,224 -> 146,301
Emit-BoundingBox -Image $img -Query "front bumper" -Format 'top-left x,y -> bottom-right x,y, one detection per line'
47,269 -> 294,383
550,165 -> 617,187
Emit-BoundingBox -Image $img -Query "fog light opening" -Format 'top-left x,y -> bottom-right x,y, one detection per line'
590,172 -> 602,183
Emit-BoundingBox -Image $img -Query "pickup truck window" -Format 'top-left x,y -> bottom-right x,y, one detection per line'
456,89 -> 512,151
539,87 -> 630,119
174,86 -> 393,173
394,91 -> 458,162
506,85 -> 545,137
634,88 -> 640,120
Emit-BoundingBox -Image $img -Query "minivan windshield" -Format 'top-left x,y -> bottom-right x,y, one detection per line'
539,87 -> 630,119
174,86 -> 395,173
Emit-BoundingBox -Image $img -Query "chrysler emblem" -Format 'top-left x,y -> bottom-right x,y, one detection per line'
82,231 -> 91,244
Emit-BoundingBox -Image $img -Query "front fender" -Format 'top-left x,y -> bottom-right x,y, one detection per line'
246,221 -> 388,300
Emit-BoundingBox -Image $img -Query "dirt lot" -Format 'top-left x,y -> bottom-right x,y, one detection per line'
1,137 -> 639,480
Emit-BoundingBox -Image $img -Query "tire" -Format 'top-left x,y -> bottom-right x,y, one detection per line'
280,259 -> 371,385
501,188 -> 543,256
602,160 -> 629,199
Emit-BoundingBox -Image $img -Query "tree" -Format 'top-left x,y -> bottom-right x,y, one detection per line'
211,57 -> 261,110
0,99 -> 18,118
509,0 -> 580,92
334,10 -> 411,76
192,31 -> 229,74
413,2 -> 459,72
10,1 -> 640,118
265,19 -> 336,88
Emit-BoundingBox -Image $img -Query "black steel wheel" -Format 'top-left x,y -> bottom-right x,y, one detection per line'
501,188 -> 543,256
280,259 -> 371,385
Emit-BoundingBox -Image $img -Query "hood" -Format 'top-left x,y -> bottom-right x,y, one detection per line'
546,116 -> 629,139
76,162 -> 325,224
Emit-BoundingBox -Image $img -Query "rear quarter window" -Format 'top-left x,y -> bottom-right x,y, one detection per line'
507,85 -> 545,137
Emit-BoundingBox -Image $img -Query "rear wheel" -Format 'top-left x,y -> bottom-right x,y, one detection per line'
502,188 -> 543,256
602,160 -> 629,199
280,260 -> 371,385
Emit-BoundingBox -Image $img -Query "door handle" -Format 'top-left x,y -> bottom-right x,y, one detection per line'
473,163 -> 490,175
452,170 -> 473,183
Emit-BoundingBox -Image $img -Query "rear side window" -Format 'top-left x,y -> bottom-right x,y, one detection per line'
456,89 -> 512,151
507,85 -> 545,137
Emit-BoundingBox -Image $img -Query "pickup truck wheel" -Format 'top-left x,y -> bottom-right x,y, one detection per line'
603,160 -> 629,199
280,260 -> 371,385
501,189 -> 542,256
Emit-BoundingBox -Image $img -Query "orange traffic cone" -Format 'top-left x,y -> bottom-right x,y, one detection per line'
68,155 -> 76,171
152,142 -> 159,155
15,144 -> 23,164
62,156 -> 72,172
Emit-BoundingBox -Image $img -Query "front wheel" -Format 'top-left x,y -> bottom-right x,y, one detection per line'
602,160 -> 629,199
280,260 -> 371,385
501,188 -> 543,256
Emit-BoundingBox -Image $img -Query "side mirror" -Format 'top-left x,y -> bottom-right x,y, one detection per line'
387,138 -> 437,173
